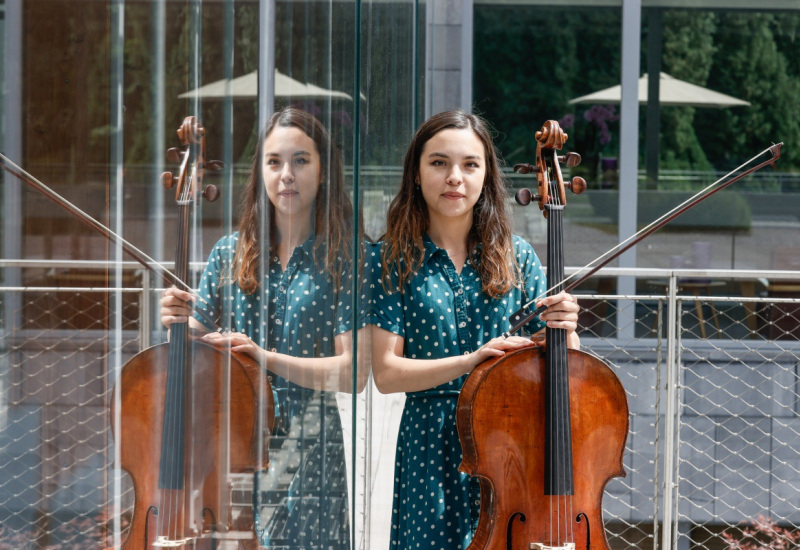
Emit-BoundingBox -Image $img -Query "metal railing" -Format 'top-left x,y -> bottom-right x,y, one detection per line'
1,260 -> 799,549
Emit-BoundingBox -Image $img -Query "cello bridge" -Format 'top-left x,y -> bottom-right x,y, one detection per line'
530,543 -> 576,550
153,535 -> 193,548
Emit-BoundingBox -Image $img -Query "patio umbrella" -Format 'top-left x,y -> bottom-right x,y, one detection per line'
569,72 -> 750,185
179,68 -> 354,101
568,72 -> 750,108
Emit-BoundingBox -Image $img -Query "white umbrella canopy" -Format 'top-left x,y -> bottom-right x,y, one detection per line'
569,72 -> 750,108
178,68 -> 354,101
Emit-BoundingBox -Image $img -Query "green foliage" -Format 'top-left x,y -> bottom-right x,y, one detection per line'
690,12 -> 800,171
474,7 -> 621,167
658,11 -> 717,171
474,7 -> 800,175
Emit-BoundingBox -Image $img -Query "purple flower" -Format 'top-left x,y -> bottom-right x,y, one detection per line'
558,114 -> 575,129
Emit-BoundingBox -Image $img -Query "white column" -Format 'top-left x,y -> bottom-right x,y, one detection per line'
616,0 -> 641,342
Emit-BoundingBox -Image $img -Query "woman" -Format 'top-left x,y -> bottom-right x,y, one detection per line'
161,107 -> 368,549
370,109 -> 580,548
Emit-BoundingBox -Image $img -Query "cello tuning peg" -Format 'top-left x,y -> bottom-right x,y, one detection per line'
161,172 -> 176,190
558,152 -> 582,168
515,188 -> 541,206
513,163 -> 541,174
202,184 -> 220,203
166,147 -> 182,164
203,160 -> 224,171
567,176 -> 587,195
514,163 -> 532,174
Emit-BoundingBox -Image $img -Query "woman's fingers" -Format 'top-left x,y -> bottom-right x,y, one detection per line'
201,331 -> 265,361
470,335 -> 534,366
537,291 -> 579,330
160,286 -> 196,326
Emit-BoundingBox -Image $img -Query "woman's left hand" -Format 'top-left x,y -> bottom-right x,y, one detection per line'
200,331 -> 267,362
535,291 -> 581,349
537,291 -> 580,331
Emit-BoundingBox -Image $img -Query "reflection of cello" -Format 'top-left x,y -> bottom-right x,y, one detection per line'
112,117 -> 274,549
457,121 -> 628,550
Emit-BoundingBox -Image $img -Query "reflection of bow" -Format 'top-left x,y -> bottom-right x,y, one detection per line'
505,142 -> 783,337
0,151 -> 219,329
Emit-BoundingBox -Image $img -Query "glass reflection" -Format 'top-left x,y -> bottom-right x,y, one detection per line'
161,107 -> 367,549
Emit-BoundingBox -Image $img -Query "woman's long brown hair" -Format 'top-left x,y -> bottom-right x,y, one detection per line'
232,107 -> 353,292
381,109 -> 518,298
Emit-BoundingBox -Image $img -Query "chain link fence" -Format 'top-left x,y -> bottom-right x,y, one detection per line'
1,262 -> 799,549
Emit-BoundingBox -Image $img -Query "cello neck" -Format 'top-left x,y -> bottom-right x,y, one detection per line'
542,144 -> 574,497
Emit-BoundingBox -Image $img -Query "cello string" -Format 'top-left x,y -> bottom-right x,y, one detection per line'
555,181 -> 570,546
550,155 -> 575,546
163,157 -> 195,542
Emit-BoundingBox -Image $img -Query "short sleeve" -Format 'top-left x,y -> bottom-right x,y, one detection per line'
192,234 -> 237,331
368,241 -> 405,338
514,237 -> 548,335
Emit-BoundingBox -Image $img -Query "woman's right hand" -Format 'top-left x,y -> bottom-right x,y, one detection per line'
160,286 -> 196,327
467,335 -> 533,371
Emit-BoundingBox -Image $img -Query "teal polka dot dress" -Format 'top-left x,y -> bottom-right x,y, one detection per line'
370,235 -> 547,549
193,232 -> 366,550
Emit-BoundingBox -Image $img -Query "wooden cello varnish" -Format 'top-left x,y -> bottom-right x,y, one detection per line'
111,117 -> 273,549
457,121 -> 629,550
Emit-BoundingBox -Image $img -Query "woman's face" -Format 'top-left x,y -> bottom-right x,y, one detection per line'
262,126 -> 322,224
417,128 -> 486,226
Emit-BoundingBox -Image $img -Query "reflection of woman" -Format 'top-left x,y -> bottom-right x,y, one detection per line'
370,110 -> 580,549
161,107 -> 367,549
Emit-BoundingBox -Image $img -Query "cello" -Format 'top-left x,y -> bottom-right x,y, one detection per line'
457,120 -> 629,550
111,117 -> 274,549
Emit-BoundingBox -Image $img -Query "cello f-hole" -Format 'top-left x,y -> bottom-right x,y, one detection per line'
144,505 -> 159,550
576,512 -> 590,550
507,511 -> 527,550
202,507 -> 218,550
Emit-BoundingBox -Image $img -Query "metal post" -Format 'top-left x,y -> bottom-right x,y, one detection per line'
460,0 -> 473,113
2,0 -> 23,341
150,0 -> 166,266
645,8 -> 663,188
616,0 -> 641,343
661,274 -> 680,550
259,0 -> 276,129
109,1 -> 126,547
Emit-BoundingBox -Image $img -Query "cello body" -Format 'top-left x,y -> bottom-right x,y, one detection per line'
457,120 -> 628,550
113,341 -> 273,548
108,116 -> 274,549
458,344 -> 628,550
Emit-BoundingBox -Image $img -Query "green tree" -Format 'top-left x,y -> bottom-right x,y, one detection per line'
474,6 -> 622,167
658,11 -> 717,173
696,13 -> 800,174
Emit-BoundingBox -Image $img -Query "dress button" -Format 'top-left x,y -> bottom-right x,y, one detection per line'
270,348 -> 277,353
459,322 -> 467,328
275,318 -> 282,325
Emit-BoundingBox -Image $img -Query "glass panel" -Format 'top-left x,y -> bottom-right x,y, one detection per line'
474,4 -> 624,275
474,4 -> 800,550
0,1 -> 419,549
